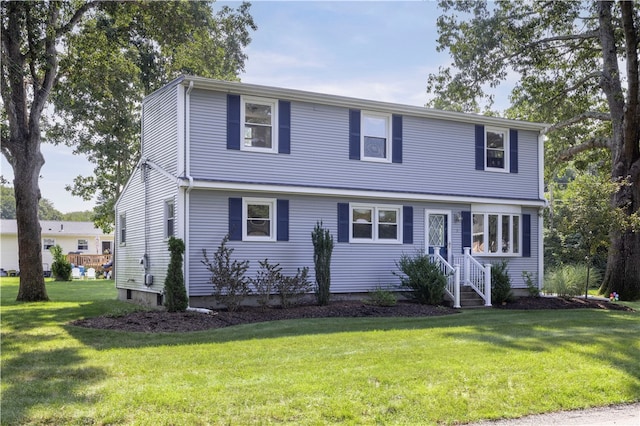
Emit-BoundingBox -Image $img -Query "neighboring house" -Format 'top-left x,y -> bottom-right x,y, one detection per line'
115,76 -> 547,308
0,220 -> 114,274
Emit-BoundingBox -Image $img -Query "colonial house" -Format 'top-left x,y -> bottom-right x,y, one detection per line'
0,220 -> 114,276
115,76 -> 547,308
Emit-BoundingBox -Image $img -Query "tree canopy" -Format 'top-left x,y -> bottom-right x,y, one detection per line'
427,0 -> 640,300
1,1 -> 256,301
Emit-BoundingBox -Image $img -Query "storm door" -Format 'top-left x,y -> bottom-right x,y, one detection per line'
425,210 -> 451,262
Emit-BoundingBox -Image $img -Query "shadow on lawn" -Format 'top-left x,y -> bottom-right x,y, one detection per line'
438,309 -> 640,396
0,347 -> 106,425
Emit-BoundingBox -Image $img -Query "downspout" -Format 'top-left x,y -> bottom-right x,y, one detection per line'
538,129 -> 547,291
184,81 -> 195,304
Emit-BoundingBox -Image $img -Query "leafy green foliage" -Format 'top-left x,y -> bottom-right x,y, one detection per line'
49,245 -> 71,281
275,267 -> 312,309
428,1 -> 640,300
164,237 -> 188,312
394,251 -> 447,305
46,2 -> 257,233
544,264 -> 602,298
202,234 -> 251,312
252,259 -> 282,309
491,260 -> 514,304
1,185 -> 92,221
366,286 -> 398,307
311,221 -> 334,306
522,271 -> 540,297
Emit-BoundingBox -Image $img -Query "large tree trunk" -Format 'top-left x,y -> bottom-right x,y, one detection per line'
597,1 -> 640,301
14,140 -> 48,302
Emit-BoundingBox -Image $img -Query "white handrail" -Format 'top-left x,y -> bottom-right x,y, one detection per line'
456,247 -> 492,306
430,250 -> 460,308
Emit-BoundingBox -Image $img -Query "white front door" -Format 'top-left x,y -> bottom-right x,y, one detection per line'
425,210 -> 452,263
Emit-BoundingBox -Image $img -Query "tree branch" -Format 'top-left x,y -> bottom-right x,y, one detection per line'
557,137 -> 611,161
56,1 -> 102,37
546,111 -> 611,133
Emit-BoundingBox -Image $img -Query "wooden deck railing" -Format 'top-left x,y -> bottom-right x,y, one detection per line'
66,254 -> 112,271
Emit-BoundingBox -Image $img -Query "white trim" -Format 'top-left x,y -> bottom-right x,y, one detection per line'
424,209 -> 452,264
349,203 -> 402,244
240,95 -> 278,153
471,211 -> 522,257
361,111 -> 392,163
472,204 -> 521,214
538,210 -> 544,290
183,179 -> 546,207
178,76 -> 549,132
242,197 -> 276,242
164,198 -> 175,240
484,126 -> 509,173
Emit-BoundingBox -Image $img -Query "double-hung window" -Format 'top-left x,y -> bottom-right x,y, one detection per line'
243,198 -> 276,241
43,238 -> 55,250
472,205 -> 521,255
242,97 -> 277,152
77,239 -> 89,251
485,127 -> 509,171
351,204 -> 401,243
362,112 -> 391,162
119,213 -> 127,245
165,200 -> 175,239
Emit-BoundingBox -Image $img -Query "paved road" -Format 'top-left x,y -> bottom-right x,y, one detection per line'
468,403 -> 640,425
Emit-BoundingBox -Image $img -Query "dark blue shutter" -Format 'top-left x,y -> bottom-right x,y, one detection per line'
509,129 -> 518,173
522,213 -> 531,257
349,109 -> 361,160
461,211 -> 471,253
392,115 -> 403,164
403,206 -> 413,244
228,198 -> 242,240
278,100 -> 291,154
475,125 -> 485,170
277,199 -> 289,241
337,203 -> 350,242
227,95 -> 241,150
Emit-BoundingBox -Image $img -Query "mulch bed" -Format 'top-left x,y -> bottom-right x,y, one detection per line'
70,297 -> 634,333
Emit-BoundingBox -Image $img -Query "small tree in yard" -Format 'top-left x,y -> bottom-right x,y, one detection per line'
311,221 -> 333,306
164,237 -> 188,312
50,245 -> 71,281
202,234 -> 251,312
394,251 -> 447,305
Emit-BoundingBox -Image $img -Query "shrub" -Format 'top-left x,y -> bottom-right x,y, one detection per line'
491,260 -> 514,304
276,267 -> 312,309
366,286 -> 398,307
164,237 -> 188,312
394,251 -> 446,305
50,245 -> 71,281
544,264 -> 601,298
202,234 -> 251,312
311,221 -> 333,306
522,271 -> 540,297
252,259 -> 282,309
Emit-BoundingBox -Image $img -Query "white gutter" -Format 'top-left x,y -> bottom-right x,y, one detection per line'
140,158 -> 180,185
180,75 -> 549,132
184,179 -> 547,208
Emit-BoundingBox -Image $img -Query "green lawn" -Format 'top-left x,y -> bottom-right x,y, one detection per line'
1,278 -> 639,425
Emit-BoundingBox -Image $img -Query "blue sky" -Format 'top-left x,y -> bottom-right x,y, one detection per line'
2,1 -> 511,214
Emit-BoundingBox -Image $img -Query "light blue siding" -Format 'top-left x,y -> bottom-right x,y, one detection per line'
142,84 -> 179,175
186,190 -> 539,297
188,89 -> 541,202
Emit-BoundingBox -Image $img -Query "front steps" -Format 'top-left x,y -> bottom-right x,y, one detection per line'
449,285 -> 489,308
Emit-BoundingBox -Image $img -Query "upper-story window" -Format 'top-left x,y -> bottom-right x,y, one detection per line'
362,112 -> 391,162
242,96 -> 278,153
485,127 -> 509,171
350,203 -> 401,243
